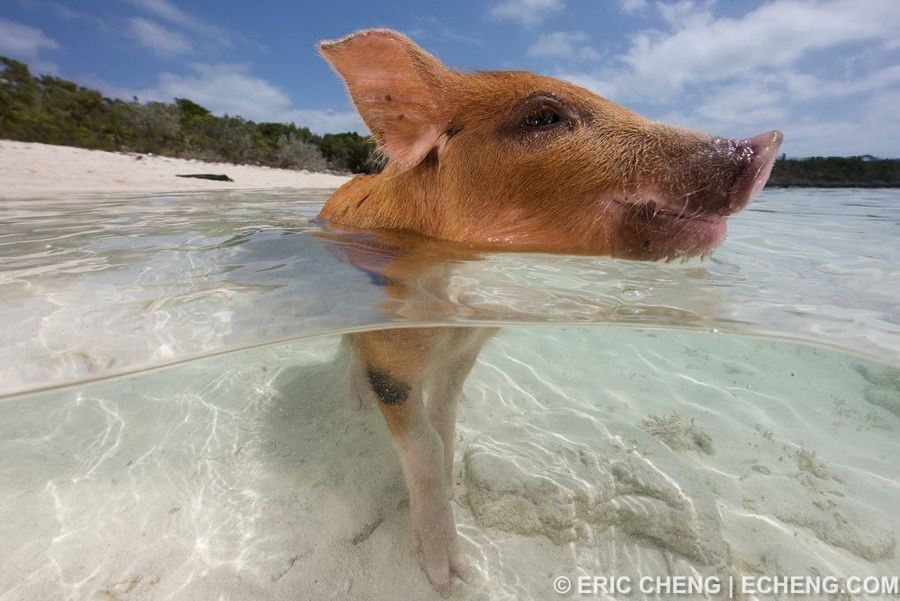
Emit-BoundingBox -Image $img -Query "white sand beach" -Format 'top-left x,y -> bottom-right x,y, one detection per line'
0,140 -> 350,196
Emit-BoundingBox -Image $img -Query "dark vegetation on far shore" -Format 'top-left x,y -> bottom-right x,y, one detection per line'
766,155 -> 900,188
2,55 -> 899,186
0,56 -> 379,174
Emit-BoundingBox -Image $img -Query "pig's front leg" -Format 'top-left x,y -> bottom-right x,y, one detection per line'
367,365 -> 470,596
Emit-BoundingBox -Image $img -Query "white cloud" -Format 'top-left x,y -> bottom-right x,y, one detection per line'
616,0 -> 648,13
281,109 -> 366,135
45,2 -> 82,20
0,18 -> 59,58
139,63 -> 290,121
0,18 -> 59,73
16,0 -> 91,22
120,0 -> 219,37
127,18 -> 192,58
782,64 -> 900,101
656,0 -> 714,27
776,87 -> 900,157
694,82 -> 787,128
654,79 -> 789,141
13,1 -> 109,39
527,31 -> 599,60
548,0 -> 900,156
550,71 -> 619,100
408,18 -> 483,47
120,0 -> 192,25
119,0 -> 233,49
100,62 -> 364,134
488,0 -> 564,26
617,0 -> 900,100
602,59 -> 900,156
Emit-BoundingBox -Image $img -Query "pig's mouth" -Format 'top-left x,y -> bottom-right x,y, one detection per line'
616,199 -> 729,259
643,203 -> 721,223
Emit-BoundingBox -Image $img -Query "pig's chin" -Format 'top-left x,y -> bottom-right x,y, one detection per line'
609,198 -> 728,260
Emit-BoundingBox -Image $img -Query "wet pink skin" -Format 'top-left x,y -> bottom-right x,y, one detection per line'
729,130 -> 785,212
608,130 -> 784,259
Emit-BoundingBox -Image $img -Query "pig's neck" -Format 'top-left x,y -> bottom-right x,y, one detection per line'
319,156 -> 442,236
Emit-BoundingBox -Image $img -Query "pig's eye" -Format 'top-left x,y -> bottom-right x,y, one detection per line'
523,107 -> 561,129
506,94 -> 576,138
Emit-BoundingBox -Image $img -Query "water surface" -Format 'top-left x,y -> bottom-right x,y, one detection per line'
0,187 -> 898,600
1,188 -> 897,396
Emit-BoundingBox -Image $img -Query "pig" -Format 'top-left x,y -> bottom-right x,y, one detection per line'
316,29 -> 782,595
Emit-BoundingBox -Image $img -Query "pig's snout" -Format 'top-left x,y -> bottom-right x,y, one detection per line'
723,130 -> 783,213
612,129 -> 783,260
634,129 -> 782,220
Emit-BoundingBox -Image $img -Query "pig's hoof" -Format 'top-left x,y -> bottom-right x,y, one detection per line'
414,523 -> 470,596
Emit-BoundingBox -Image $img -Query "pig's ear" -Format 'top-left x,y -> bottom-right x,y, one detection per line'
319,29 -> 452,168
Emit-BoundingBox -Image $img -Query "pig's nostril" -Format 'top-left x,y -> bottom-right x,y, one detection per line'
727,130 -> 784,212
750,130 -> 784,152
745,130 -> 784,168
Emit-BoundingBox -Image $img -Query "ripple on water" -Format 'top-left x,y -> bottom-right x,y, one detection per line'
8,326 -> 898,600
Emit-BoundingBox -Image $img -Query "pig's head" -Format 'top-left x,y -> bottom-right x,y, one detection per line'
319,29 -> 782,261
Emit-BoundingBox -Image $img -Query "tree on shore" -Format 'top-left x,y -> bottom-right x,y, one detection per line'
0,56 -> 378,173
768,155 -> 900,188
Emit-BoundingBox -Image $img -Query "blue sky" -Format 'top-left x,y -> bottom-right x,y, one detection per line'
2,0 -> 899,157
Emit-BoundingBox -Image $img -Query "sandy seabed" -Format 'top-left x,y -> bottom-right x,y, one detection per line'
1,330 -> 898,601
0,140 -> 350,195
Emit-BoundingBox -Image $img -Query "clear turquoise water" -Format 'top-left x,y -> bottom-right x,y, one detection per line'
0,188 -> 898,599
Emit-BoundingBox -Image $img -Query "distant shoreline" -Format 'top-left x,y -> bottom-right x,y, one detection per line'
766,182 -> 900,188
766,156 -> 900,188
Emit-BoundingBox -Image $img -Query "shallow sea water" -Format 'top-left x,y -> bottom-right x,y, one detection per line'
0,188 -> 898,600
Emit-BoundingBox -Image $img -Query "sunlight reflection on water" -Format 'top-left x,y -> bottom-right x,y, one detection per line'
1,188 -> 897,397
